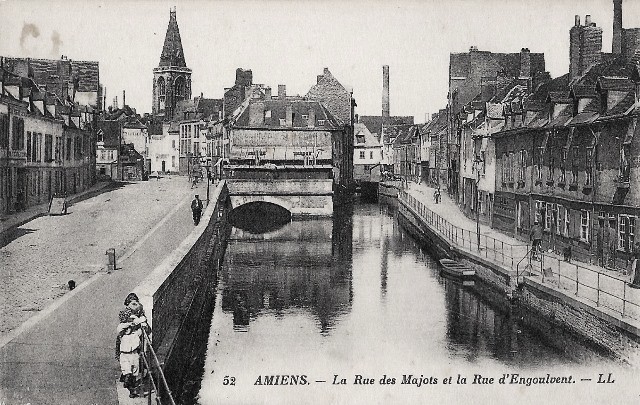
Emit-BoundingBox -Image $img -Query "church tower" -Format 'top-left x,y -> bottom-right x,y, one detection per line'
152,7 -> 192,120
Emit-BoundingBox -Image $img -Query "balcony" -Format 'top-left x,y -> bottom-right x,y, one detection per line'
8,150 -> 27,159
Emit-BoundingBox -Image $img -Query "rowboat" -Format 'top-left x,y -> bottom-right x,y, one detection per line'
439,258 -> 475,278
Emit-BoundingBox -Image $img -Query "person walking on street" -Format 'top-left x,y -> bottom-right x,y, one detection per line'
530,220 -> 543,260
191,194 -> 203,225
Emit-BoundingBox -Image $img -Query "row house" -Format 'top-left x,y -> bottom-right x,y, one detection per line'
494,62 -> 640,267
457,80 -> 529,224
0,58 -> 99,214
419,110 -> 447,187
390,124 -> 419,182
446,46 -> 547,201
493,8 -> 640,269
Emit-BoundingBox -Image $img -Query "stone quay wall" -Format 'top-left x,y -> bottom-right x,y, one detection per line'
135,180 -> 231,401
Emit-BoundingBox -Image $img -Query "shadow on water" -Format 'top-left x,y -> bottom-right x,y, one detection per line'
228,202 -> 292,234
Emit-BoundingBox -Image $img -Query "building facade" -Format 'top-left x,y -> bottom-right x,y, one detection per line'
492,5 -> 640,270
1,56 -> 99,213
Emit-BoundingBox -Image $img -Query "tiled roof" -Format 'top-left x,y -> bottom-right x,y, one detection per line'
159,10 -> 187,68
235,99 -> 341,129
359,115 -> 414,138
391,125 -> 417,146
354,123 -> 381,147
546,104 -> 572,128
606,91 -> 635,116
529,73 -> 569,101
571,84 -> 597,98
567,111 -> 599,126
597,76 -> 635,92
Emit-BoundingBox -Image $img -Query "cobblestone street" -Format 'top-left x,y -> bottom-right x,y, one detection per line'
0,176 -> 194,338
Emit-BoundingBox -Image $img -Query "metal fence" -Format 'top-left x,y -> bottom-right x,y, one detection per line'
400,189 -> 640,323
534,253 -> 640,322
399,190 -> 528,268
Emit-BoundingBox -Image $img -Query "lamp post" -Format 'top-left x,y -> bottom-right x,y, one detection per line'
474,154 -> 484,251
205,164 -> 211,205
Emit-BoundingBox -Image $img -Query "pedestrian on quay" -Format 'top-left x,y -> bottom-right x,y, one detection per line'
433,188 -> 441,204
115,293 -> 151,398
629,242 -> 640,289
604,219 -> 617,269
530,220 -> 543,260
191,194 -> 203,225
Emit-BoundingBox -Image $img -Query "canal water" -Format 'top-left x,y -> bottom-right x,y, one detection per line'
194,202 -> 625,405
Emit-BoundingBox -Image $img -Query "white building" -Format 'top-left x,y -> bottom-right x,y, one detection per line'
353,122 -> 382,182
148,122 -> 179,174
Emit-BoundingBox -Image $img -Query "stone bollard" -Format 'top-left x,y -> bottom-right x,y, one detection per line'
106,248 -> 116,272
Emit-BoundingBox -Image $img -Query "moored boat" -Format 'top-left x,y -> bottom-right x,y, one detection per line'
439,258 -> 475,278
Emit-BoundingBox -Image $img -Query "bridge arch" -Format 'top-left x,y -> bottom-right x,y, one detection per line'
230,195 -> 294,214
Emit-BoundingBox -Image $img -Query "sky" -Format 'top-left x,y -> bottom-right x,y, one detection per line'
2,0 -> 640,123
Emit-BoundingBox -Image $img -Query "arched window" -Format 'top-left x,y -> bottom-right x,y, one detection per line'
157,77 -> 166,96
174,76 -> 185,99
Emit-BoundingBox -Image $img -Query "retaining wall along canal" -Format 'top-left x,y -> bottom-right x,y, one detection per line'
135,181 -> 231,401
387,182 -> 640,366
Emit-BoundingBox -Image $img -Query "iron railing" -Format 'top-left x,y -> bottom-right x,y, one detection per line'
399,189 -> 640,322
140,328 -> 176,405
536,254 -> 640,322
399,189 -> 528,268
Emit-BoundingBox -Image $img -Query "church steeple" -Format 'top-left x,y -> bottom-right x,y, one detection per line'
159,7 -> 186,68
152,7 -> 192,119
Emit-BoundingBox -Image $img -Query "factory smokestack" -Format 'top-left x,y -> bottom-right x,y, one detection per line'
613,0 -> 623,54
382,65 -> 390,123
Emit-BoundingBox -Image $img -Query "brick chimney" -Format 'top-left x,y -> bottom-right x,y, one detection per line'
286,105 -> 293,126
519,48 -> 531,78
613,0 -> 623,54
382,65 -> 390,123
278,85 -> 286,100
308,108 -> 316,128
264,87 -> 271,99
569,15 -> 602,82
248,100 -> 265,126
235,68 -> 253,86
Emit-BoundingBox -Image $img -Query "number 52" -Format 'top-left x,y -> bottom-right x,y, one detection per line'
223,376 -> 236,386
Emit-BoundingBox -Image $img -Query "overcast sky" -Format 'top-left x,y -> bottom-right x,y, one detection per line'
2,0 -> 640,122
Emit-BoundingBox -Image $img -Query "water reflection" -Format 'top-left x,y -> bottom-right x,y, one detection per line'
220,206 -> 353,334
195,202 -> 617,405
228,202 -> 292,234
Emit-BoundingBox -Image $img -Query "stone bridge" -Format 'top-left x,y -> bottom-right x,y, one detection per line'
226,178 -> 333,216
